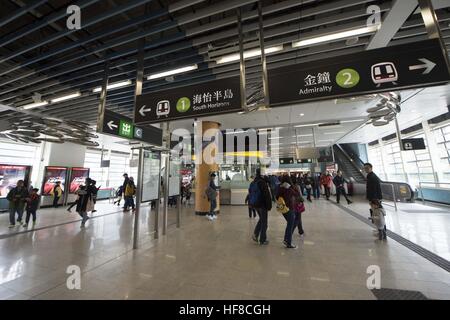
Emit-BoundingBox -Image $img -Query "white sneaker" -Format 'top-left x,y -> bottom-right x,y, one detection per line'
212,215 -> 217,220
8,224 -> 15,228
206,215 -> 212,220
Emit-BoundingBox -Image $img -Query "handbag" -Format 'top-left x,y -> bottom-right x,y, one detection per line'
295,202 -> 305,213
276,197 -> 289,214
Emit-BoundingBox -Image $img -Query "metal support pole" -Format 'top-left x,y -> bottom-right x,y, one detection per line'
394,116 -> 408,183
154,152 -> 161,239
418,0 -> 450,74
162,123 -> 170,236
133,147 -> 144,249
133,38 -> 145,119
237,8 -> 246,110
96,60 -> 109,133
258,1 -> 269,107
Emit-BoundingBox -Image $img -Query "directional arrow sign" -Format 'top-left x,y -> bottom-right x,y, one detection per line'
409,58 -> 436,74
269,39 -> 450,107
97,109 -> 162,146
107,120 -> 118,130
139,105 -> 151,117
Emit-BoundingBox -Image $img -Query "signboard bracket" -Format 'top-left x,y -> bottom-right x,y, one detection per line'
258,0 -> 270,108
418,0 -> 450,74
96,60 -> 110,134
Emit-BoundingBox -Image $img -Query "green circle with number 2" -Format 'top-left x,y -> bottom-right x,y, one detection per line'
336,68 -> 360,88
176,97 -> 191,113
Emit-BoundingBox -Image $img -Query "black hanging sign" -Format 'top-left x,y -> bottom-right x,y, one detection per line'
269,39 -> 450,106
402,138 -> 426,151
134,77 -> 242,125
98,109 -> 163,146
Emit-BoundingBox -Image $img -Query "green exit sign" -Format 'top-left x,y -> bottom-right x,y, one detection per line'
119,120 -> 134,139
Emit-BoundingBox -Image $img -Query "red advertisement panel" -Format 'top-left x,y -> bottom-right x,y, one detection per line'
0,165 -> 31,198
42,166 -> 68,196
69,168 -> 90,194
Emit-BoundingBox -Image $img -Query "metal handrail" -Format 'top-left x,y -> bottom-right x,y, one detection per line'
380,183 -> 398,211
418,182 -> 450,204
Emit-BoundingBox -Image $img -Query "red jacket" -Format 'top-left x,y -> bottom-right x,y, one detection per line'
321,175 -> 332,187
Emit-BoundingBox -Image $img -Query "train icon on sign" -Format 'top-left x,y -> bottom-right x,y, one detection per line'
371,62 -> 398,87
156,100 -> 170,118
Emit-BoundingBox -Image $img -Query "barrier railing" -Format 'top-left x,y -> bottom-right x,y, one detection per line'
418,182 -> 450,204
380,183 -> 398,211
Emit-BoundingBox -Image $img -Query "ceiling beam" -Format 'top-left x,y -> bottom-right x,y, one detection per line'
366,0 -> 419,50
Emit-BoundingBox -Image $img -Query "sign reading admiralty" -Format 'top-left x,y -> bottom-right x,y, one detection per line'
134,77 -> 242,125
268,39 -> 450,106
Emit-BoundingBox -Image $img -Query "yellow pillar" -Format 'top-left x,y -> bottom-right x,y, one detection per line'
195,121 -> 220,215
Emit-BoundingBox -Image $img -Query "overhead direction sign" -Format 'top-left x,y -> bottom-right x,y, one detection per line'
402,138 -> 426,151
268,39 -> 450,106
98,109 -> 162,146
134,77 -> 242,125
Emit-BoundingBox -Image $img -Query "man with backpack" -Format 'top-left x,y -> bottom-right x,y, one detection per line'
250,169 -> 273,245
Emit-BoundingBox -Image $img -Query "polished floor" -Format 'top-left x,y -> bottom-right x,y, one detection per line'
0,198 -> 449,300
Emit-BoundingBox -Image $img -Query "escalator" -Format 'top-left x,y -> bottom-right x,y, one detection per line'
333,144 -> 366,183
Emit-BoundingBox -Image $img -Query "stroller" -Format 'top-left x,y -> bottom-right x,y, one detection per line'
113,186 -> 123,206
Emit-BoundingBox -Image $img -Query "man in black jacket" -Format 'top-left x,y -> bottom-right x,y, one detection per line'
333,171 -> 352,205
364,163 -> 382,201
250,169 -> 273,245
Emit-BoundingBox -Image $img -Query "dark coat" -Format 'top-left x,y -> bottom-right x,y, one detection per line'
276,183 -> 300,211
366,172 -> 382,200
333,176 -> 347,188
6,186 -> 29,209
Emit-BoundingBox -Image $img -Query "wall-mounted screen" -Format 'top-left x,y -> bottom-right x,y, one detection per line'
0,165 -> 31,198
69,167 -> 90,194
169,158 -> 181,197
42,166 -> 68,196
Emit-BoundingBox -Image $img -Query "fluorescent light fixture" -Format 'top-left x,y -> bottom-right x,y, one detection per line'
341,119 -> 366,123
299,113 -> 305,117
292,25 -> 380,48
225,130 -> 246,135
22,101 -> 49,110
269,137 -> 283,140
295,123 -> 323,128
147,65 -> 198,80
93,80 -> 132,93
216,45 -> 284,64
50,92 -> 81,103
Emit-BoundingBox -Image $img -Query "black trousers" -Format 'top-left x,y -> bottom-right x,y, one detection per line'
248,207 -> 257,218
292,212 -> 304,235
323,185 -> 331,199
336,186 -> 350,203
68,201 -> 77,210
25,209 -> 37,223
53,196 -> 60,208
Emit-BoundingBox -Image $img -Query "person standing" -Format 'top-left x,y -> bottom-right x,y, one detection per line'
205,173 -> 218,221
7,180 -> 28,228
312,173 -> 321,199
292,179 -> 306,237
276,175 -> 300,249
23,188 -> 40,228
249,169 -> 272,245
303,173 -> 313,202
364,163 -> 383,219
51,181 -> 63,208
333,171 -> 352,205
122,173 -> 129,208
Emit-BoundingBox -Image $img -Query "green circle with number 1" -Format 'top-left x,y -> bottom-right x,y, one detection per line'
336,68 -> 360,89
176,97 -> 191,113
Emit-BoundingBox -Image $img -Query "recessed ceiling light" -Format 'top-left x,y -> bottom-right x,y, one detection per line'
216,45 -> 284,64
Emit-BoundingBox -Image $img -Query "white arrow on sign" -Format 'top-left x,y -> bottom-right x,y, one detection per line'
107,120 -> 118,130
409,58 -> 436,74
139,105 -> 152,117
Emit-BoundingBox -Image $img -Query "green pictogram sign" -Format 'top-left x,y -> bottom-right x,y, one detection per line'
119,120 -> 134,139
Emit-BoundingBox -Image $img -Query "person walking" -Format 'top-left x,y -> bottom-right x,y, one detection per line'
7,180 -> 28,228
23,188 -> 40,228
276,175 -> 300,249
76,185 -> 92,228
321,172 -> 332,200
205,173 -> 218,221
292,179 -> 306,237
51,181 -> 63,208
364,163 -> 383,219
249,169 -> 272,245
122,173 -> 130,208
123,177 -> 136,212
333,171 -> 352,205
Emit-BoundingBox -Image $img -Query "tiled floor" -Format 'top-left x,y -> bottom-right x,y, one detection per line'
0,198 -> 449,300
